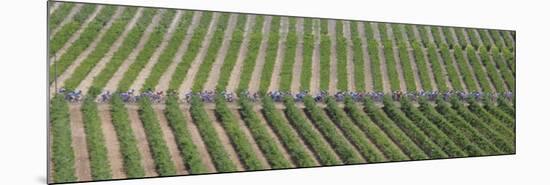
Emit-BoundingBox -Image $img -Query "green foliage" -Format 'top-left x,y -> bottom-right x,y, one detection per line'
453,44 -> 479,92
382,39 -> 400,91
282,97 -> 341,165
502,47 -> 515,74
279,18 -> 297,92
50,95 -> 76,183
325,98 -> 386,162
216,15 -> 247,91
319,35 -> 331,91
363,22 -> 375,39
50,4 -> 97,55
367,39 -> 383,91
430,26 -> 446,48
164,96 -> 207,174
468,100 -> 515,140
260,97 -> 317,167
396,41 -> 417,91
336,21 -> 348,91
237,16 -> 265,92
483,101 -> 515,130
189,96 -> 237,172
442,27 -> 457,47
258,17 -> 281,93
410,41 -> 433,91
491,47 -> 515,90
478,46 -> 507,92
49,3 -> 76,31
465,45 -> 493,92
363,97 -> 429,160
417,26 -> 431,47
238,98 -> 292,169
501,30 -> 515,50
439,43 -> 464,91
489,30 -> 506,50
118,10 -> 177,92
300,19 -> 314,91
466,28 -> 481,49
377,23 -> 389,41
137,98 -> 177,176
426,43 -> 449,91
390,24 -> 405,43
214,96 -> 264,170
454,28 -> 468,49
478,29 -> 493,50
350,22 -> 366,92
81,97 -> 112,180
497,97 -> 515,117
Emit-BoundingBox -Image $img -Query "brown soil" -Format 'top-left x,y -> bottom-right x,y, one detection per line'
180,106 -> 217,172
327,20 -> 338,94
357,22 -> 373,92
69,104 -> 92,181
203,14 -> 239,91
251,108 -> 296,167
268,17 -> 289,92
97,104 -> 126,179
290,18 -> 304,93
372,23 -> 392,93
413,25 -> 454,90
126,106 -> 159,177
310,19 -> 321,94
204,110 -> 245,171
343,21 -> 355,91
229,109 -> 271,168
153,106 -> 188,175
225,15 -> 255,92
461,50 -> 483,91
387,26 -> 409,91
248,16 -> 273,93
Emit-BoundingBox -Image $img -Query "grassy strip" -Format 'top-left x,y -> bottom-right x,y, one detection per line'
141,11 -> 194,92
417,26 -> 431,47
192,14 -> 231,92
454,28 -> 469,49
477,29 -> 493,50
258,17 -> 281,93
466,28 -> 482,49
164,96 -> 207,174
343,98 -> 409,161
50,95 -> 77,183
49,3 -> 76,31
382,97 -> 448,158
492,47 -> 515,90
450,99 -> 515,153
300,19 -> 314,91
363,97 -> 429,160
214,96 -> 264,170
468,100 -> 515,139
282,97 -> 341,165
168,12 -> 214,90
382,39 -> 401,91
279,18 -> 297,92
325,98 -> 386,162
303,97 -> 363,164
418,99 -> 485,156
396,41 -> 417,91
350,22 -> 366,92
336,21 -> 348,91
238,99 -> 293,169
319,34 -> 331,91
489,30 -> 506,50
426,43 -> 450,91
90,9 -> 157,90
117,10 -> 177,92
400,98 -> 467,157
81,97 -> 112,180
109,96 -> 145,178
465,45 -> 493,92
439,44 -> 464,91
484,101 -> 515,129
236,16 -> 265,92
49,5 -> 114,84
435,99 -> 502,154
430,26 -> 446,48
216,15 -> 247,91
189,96 -> 237,172
479,45 -> 507,92
411,41 -> 434,91
453,44 -> 479,92
50,4 -> 97,55
64,8 -> 138,90
367,39 -> 383,92
137,98 -> 177,176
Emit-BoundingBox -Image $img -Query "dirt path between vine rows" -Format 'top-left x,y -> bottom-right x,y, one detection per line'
247,16 -> 273,93
78,8 -> 144,94
461,50 -> 483,91
488,53 -> 510,92
424,25 -> 436,43
126,106 -> 159,177
447,27 -> 459,45
387,25 -> 409,91
205,110 -> 245,171
180,106 -> 217,172
412,25 -> 453,90
129,11 -> 183,92
177,13 -> 220,93
476,29 -> 495,46
297,108 -> 346,164
310,19 -> 321,94
50,7 -> 122,97
97,104 -> 126,179
327,20 -> 338,94
153,107 -> 188,175
49,2 -> 61,14
268,17 -> 289,92
225,15 -> 255,92
372,23 -> 391,93
290,18 -> 304,93
357,22 -> 373,92
51,5 -> 100,63
203,14 -> 239,91
69,104 -> 92,181
402,26 -> 438,91
343,21 -> 355,91
230,109 -> 271,168
251,108 -> 296,167
155,12 -> 203,92
50,4 -> 83,39
103,11 -> 163,92
473,51 -> 497,92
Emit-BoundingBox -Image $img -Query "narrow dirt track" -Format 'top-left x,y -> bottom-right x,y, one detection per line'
291,18 -> 304,93
357,22 -> 373,92
155,12 -> 203,91
268,17 -> 289,92
387,25 -> 409,91
225,15 -> 255,92
50,4 -> 83,39
203,14 -> 239,91
343,21 -> 355,91
153,107 -> 188,175
129,11 -> 184,92
69,104 -> 92,181
205,110 -> 246,171
229,109 -> 271,168
78,8 -> 144,94
310,19 -> 321,94
103,11 -> 163,92
126,106 -> 159,177
372,23 -> 391,92
177,13 -> 221,93
180,106 -> 217,172
251,108 -> 296,167
247,16 -> 273,93
51,5 -> 101,62
327,20 -> 338,94
50,7 -> 123,97
97,105 -> 126,179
